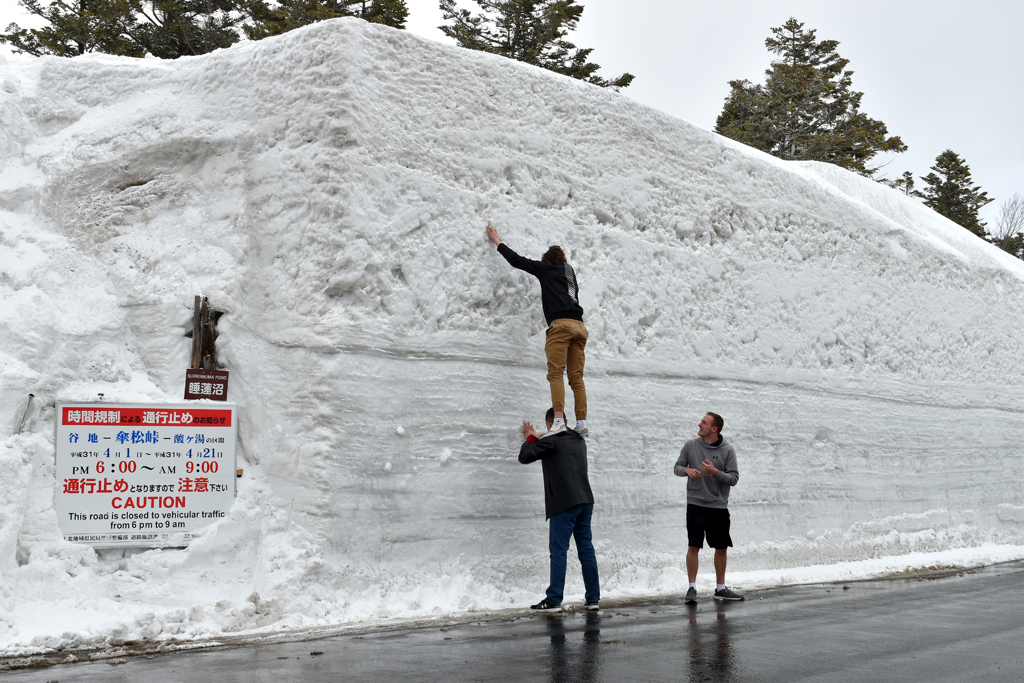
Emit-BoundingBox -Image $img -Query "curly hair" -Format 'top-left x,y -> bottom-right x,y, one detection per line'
541,245 -> 567,262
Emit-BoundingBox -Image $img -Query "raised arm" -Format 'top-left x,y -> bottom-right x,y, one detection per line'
519,439 -> 556,464
487,225 -> 543,276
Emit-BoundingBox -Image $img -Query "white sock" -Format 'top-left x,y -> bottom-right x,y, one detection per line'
717,584 -> 727,591
552,418 -> 565,427
689,583 -> 696,590
576,419 -> 586,428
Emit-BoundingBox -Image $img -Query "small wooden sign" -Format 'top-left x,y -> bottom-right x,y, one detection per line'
184,368 -> 229,401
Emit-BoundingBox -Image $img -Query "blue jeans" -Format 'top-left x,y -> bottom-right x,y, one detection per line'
546,503 -> 600,605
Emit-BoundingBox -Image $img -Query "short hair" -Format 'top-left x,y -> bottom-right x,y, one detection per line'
545,407 -> 555,424
706,412 -> 724,434
541,245 -> 567,263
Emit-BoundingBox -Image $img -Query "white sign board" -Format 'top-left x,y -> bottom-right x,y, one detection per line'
55,402 -> 237,548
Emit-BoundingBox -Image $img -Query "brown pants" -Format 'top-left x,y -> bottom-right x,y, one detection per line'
545,319 -> 588,420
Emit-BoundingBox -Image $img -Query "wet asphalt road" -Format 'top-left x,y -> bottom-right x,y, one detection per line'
8,560 -> 1024,682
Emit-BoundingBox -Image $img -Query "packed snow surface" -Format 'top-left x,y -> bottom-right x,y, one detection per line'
1,18 -> 1024,655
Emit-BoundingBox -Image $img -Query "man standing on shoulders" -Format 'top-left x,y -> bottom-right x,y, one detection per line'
674,412 -> 743,602
519,408 -> 600,612
487,225 -> 589,437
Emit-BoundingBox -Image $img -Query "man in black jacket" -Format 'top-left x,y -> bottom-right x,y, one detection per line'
519,408 -> 600,612
488,225 -> 589,437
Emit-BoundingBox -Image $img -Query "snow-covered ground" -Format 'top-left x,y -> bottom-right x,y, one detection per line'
1,17 -> 1023,656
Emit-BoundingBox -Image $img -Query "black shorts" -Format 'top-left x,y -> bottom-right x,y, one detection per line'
686,504 -> 732,549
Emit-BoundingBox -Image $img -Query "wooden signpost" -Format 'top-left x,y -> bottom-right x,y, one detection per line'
186,296 -> 229,401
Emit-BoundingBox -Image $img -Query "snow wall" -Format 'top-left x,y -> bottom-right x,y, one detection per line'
1,17 -> 1024,654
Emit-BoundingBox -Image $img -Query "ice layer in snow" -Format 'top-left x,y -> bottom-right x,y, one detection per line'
1,17 -> 1023,655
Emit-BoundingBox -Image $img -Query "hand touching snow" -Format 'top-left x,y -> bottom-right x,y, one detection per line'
486,225 -> 502,246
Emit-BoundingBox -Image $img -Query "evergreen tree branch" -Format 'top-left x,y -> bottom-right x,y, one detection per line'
439,0 -> 631,89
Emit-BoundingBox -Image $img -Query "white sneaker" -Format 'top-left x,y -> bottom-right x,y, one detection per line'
541,422 -> 567,438
574,426 -> 589,438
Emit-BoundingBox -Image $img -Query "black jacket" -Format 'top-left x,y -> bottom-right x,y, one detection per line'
497,243 -> 584,326
518,431 -> 594,519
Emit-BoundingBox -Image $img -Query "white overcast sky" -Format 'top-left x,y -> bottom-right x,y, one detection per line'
3,0 -> 1021,224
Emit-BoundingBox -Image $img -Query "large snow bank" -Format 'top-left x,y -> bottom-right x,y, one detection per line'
1,18 -> 1023,655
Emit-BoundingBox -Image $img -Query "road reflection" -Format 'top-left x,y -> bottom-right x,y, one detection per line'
686,602 -> 735,682
545,612 -> 603,683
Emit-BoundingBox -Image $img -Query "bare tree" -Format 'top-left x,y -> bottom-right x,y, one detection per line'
989,193 -> 1024,259
993,193 -> 1024,240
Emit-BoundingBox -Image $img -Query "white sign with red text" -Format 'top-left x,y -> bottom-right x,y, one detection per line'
55,402 -> 237,547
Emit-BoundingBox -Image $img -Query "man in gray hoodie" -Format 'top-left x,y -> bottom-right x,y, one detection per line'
674,412 -> 743,602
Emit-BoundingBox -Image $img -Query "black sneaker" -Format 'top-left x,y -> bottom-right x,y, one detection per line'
584,600 -> 600,610
685,587 -> 697,604
713,587 -> 744,601
531,598 -> 562,612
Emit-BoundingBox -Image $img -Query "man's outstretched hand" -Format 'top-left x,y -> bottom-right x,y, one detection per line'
486,225 -> 502,246
523,421 -> 539,440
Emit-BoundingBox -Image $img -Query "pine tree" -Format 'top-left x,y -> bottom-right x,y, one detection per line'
884,170 -> 918,196
438,0 -> 633,89
133,0 -> 254,57
918,150 -> 992,238
1,0 -> 141,56
245,0 -> 407,40
1,0 -> 255,58
367,0 -> 407,26
715,18 -> 905,175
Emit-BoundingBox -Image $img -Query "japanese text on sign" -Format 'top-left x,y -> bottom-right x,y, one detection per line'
62,407 -> 231,426
55,402 -> 237,548
184,368 -> 229,401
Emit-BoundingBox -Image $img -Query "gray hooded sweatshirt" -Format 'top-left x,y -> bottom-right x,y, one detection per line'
673,436 -> 739,509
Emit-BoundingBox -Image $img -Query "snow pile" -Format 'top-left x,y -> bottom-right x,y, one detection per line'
2,18 -> 1024,655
